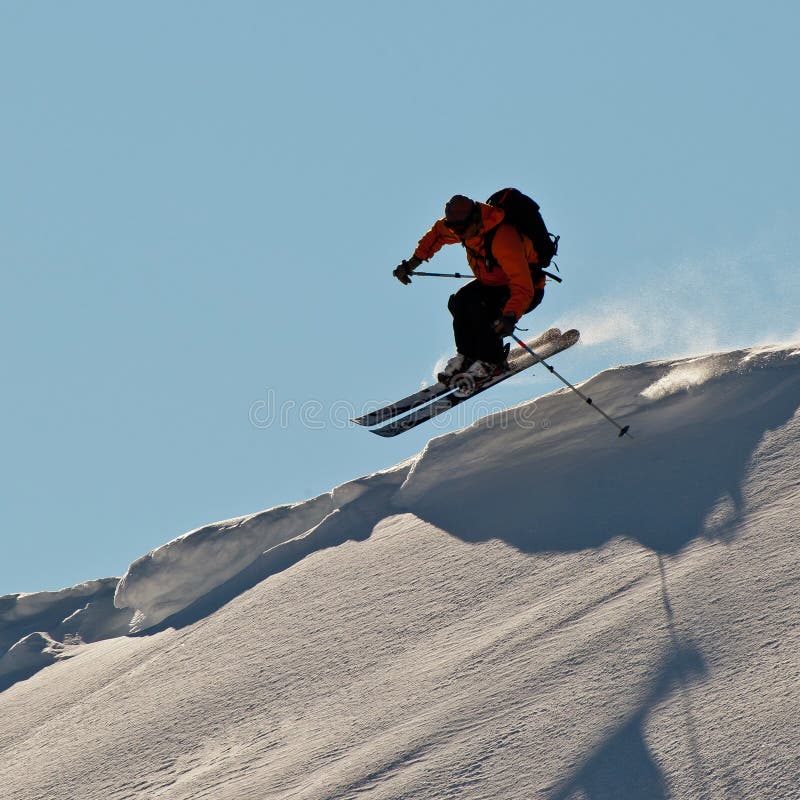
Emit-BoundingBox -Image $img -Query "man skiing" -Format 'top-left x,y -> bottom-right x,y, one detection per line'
393,194 -> 548,385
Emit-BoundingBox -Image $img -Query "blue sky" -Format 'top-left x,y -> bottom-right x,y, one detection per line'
2,1 -> 799,593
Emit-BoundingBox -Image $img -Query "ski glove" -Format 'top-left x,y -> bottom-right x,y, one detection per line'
493,313 -> 517,337
393,257 -> 421,285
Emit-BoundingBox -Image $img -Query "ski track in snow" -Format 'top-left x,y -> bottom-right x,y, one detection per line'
2,342 -> 800,799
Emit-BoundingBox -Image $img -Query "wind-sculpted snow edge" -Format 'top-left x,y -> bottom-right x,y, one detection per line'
113,463 -> 413,632
0,578 -> 132,690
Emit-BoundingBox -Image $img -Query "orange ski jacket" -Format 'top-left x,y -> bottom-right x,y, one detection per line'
412,203 -> 545,320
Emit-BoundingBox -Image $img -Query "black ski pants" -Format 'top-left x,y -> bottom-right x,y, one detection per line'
447,281 -> 544,364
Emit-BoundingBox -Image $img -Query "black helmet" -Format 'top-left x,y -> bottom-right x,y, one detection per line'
444,195 -> 477,229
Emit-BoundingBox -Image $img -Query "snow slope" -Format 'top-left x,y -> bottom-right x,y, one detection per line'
1,343 -> 799,799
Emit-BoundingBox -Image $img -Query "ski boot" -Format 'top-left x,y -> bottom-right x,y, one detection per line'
451,358 -> 510,397
437,353 -> 469,387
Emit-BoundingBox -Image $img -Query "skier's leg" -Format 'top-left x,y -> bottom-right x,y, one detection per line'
448,281 -> 485,360
448,282 -> 509,364
471,285 -> 510,364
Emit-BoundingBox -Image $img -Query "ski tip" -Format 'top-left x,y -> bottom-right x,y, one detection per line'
369,426 -> 402,438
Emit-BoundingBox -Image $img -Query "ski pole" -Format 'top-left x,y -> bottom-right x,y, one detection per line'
511,332 -> 632,439
412,271 -> 471,279
414,270 -> 563,283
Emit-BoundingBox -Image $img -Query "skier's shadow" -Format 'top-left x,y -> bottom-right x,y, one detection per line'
399,364 -> 800,555
547,639 -> 708,800
545,558 -> 710,800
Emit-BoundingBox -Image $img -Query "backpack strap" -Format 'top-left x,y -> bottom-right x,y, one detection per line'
481,227 -> 499,272
460,230 -> 497,272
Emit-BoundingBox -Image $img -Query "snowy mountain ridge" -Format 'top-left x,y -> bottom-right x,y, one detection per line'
2,341 -> 799,799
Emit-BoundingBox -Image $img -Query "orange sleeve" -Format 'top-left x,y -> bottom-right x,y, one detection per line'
413,219 -> 461,261
490,224 -> 534,319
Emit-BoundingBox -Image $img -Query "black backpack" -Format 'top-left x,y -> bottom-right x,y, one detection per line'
484,188 -> 561,281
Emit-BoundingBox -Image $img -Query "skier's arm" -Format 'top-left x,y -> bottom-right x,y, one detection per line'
492,224 -> 534,320
413,219 -> 461,262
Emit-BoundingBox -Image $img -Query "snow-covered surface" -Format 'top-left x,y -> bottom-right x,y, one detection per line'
2,343 -> 799,799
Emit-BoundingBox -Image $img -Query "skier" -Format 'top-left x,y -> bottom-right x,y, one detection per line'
393,194 -> 547,385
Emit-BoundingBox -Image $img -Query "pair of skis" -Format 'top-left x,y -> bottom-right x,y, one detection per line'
353,327 -> 580,437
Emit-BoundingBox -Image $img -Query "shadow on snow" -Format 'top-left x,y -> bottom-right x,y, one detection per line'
400,366 -> 800,555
